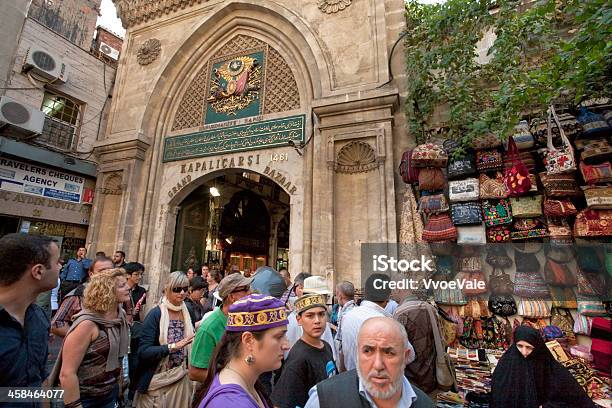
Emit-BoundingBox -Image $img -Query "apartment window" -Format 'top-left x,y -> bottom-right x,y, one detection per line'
40,92 -> 81,150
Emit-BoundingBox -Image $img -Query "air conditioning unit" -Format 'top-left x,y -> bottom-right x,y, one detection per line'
99,41 -> 120,60
0,96 -> 45,135
23,46 -> 68,83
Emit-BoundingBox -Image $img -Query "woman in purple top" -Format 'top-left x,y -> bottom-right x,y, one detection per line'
198,293 -> 290,408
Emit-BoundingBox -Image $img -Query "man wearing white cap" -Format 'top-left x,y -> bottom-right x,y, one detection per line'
285,275 -> 337,361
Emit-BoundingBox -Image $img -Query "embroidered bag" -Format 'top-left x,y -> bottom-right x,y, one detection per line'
489,268 -> 514,295
544,258 -> 576,287
580,161 -> 612,185
472,134 -> 502,150
577,106 -> 612,136
514,271 -> 550,298
578,300 -> 608,317
573,315 -> 592,335
423,213 -> 457,242
447,153 -> 477,180
479,172 -> 508,199
476,149 -> 503,172
550,287 -> 577,309
412,143 -> 448,168
512,120 -> 535,149
434,284 -> 467,306
510,195 -> 543,218
482,199 -> 512,227
456,224 -> 486,245
511,218 -> 548,240
542,325 -> 564,341
547,218 -> 573,243
460,299 -> 491,318
539,172 -> 582,197
448,178 -> 479,202
488,295 -> 517,317
573,209 -> 612,238
579,139 -> 612,164
504,150 -> 537,172
418,194 -> 449,214
451,202 -> 482,225
504,137 -> 532,196
486,225 -> 511,243
399,149 -> 420,184
418,168 -> 445,191
459,256 -> 481,273
544,106 -> 577,174
486,247 -> 513,269
543,199 -> 577,217
517,299 -> 551,318
551,308 -> 575,338
583,186 -> 612,210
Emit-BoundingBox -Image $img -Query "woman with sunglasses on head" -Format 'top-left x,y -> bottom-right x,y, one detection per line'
491,325 -> 596,408
134,271 -> 195,408
198,293 -> 290,408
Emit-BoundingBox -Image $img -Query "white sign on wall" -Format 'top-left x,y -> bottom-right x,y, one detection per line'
0,158 -> 85,203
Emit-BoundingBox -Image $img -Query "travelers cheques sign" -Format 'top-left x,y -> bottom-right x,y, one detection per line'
0,158 -> 85,203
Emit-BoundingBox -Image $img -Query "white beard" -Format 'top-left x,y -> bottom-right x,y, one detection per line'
356,363 -> 404,400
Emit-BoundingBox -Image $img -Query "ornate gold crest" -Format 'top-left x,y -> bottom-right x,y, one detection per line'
295,294 -> 326,314
207,55 -> 262,116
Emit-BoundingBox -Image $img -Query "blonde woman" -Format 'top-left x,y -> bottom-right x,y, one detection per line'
52,268 -> 130,408
135,271 -> 195,407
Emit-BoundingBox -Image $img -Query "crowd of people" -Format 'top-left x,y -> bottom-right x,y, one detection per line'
0,233 -> 597,408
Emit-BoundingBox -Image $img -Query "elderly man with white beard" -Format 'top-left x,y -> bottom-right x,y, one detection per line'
304,316 -> 434,408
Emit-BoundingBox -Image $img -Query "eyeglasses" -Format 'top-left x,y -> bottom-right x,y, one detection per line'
172,286 -> 189,294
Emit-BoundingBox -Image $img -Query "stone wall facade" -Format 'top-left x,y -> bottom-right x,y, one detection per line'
91,0 -> 410,300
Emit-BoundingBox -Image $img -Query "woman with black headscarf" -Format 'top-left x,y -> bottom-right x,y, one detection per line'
491,326 -> 596,408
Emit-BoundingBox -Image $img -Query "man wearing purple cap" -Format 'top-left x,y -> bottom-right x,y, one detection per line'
189,273 -> 252,385
271,294 -> 337,408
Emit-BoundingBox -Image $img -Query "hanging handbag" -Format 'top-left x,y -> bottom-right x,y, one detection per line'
511,218 -> 548,240
434,284 -> 468,306
486,246 -> 513,269
412,143 -> 448,167
583,186 -> 612,210
544,105 -> 577,174
576,270 -> 602,298
456,224 -> 487,245
418,168 -> 446,191
448,178 -> 479,202
423,213 -> 458,242
418,194 -> 449,214
544,258 -> 576,287
488,295 -> 517,317
539,172 -> 582,197
517,298 -> 551,318
476,149 -> 503,172
547,218 -> 573,243
447,153 -> 477,180
399,149 -> 420,184
550,287 -> 577,309
509,195 -> 543,218
460,298 -> 491,318
459,256 -> 482,273
515,252 -> 540,273
479,172 -> 508,199
489,268 -> 514,295
472,133 -> 502,150
451,202 -> 482,225
575,246 -> 603,274
543,199 -> 577,217
579,161 -> 612,185
504,137 -> 532,196
551,308 -> 575,336
486,225 -> 511,243
482,199 -> 512,226
512,120 -> 535,149
577,300 -> 608,317
573,315 -> 592,335
573,209 -> 612,238
514,271 -> 550,298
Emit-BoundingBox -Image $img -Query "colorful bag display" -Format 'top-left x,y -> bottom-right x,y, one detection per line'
482,199 -> 512,226
543,199 -> 577,217
456,224 -> 486,245
544,258 -> 576,287
472,134 -> 502,150
514,271 -> 550,298
532,111 -> 582,143
423,213 -> 458,242
448,178 -> 479,202
489,269 -> 514,295
578,300 -> 608,317
511,218 -> 548,240
510,195 -> 543,218
476,149 -> 503,172
418,194 -> 449,214
486,225 -> 511,243
451,202 -> 482,225
447,153 -> 477,180
399,149 -> 420,184
539,172 -> 582,197
460,299 -> 491,318
583,186 -> 612,210
573,315 -> 592,335
544,106 -> 577,174
573,209 -> 612,238
412,143 -> 448,167
488,295 -> 517,317
550,287 -> 577,309
517,298 -> 551,318
479,172 -> 508,199
579,161 -> 612,184
504,137 -> 532,196
418,168 -> 446,191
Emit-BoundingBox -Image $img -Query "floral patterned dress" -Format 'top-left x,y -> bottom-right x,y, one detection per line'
167,319 -> 186,368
